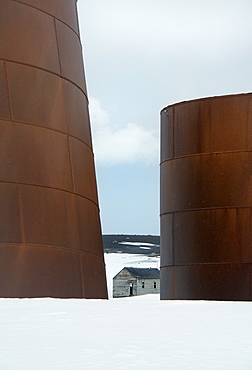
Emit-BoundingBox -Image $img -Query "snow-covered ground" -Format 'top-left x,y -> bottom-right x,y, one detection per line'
0,253 -> 252,369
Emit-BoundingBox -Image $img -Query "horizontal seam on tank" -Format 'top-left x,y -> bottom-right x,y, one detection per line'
0,241 -> 105,261
160,262 -> 252,268
0,118 -> 93,153
160,150 -> 252,165
0,58 -> 88,101
160,206 -> 252,216
12,0 -> 81,40
0,180 -> 100,209
27,245 -> 105,261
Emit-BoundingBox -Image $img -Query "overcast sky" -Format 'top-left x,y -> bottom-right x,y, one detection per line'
77,0 -> 252,235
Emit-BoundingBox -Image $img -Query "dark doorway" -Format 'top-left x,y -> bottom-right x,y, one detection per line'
129,284 -> 133,296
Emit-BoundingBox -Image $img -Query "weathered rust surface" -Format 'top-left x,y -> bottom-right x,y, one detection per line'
160,93 -> 252,300
0,0 -> 107,298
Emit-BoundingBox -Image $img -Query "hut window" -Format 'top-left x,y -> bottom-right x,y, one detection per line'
142,281 -> 145,288
154,282 -> 156,289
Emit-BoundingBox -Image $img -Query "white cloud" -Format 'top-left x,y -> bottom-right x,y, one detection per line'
89,97 -> 159,166
88,97 -> 109,128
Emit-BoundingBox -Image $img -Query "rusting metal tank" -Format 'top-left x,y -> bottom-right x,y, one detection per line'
0,0 -> 107,298
160,93 -> 252,300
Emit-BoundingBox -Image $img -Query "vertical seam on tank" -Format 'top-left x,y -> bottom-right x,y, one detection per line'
78,253 -> 86,297
17,184 -> 26,244
67,136 -> 76,192
205,100 -> 209,152
3,61 -> 13,120
172,106 -> 175,158
172,213 -> 175,265
249,264 -> 251,300
53,18 -> 63,76
75,1 -> 80,37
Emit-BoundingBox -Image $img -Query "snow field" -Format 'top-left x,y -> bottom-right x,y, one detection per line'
0,253 -> 251,369
0,297 -> 252,369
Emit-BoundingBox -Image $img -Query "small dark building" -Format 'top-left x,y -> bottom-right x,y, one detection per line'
113,267 -> 160,298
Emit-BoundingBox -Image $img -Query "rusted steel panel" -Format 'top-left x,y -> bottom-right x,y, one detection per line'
173,209 -> 252,265
80,254 -> 108,299
161,264 -> 252,301
8,62 -> 91,144
56,19 -> 87,92
0,121 -> 73,190
160,93 -> 252,300
0,0 -> 60,74
15,0 -> 80,35
69,137 -> 98,201
160,108 -> 174,161
161,152 -> 252,215
0,183 -> 21,244
173,94 -> 252,157
160,213 -> 173,268
0,245 -> 84,298
0,0 -> 107,298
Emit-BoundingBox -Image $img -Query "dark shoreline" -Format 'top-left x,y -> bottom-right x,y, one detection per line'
102,234 -> 160,255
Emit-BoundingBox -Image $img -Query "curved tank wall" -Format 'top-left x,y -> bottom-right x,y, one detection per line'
160,93 -> 252,300
0,0 -> 107,298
